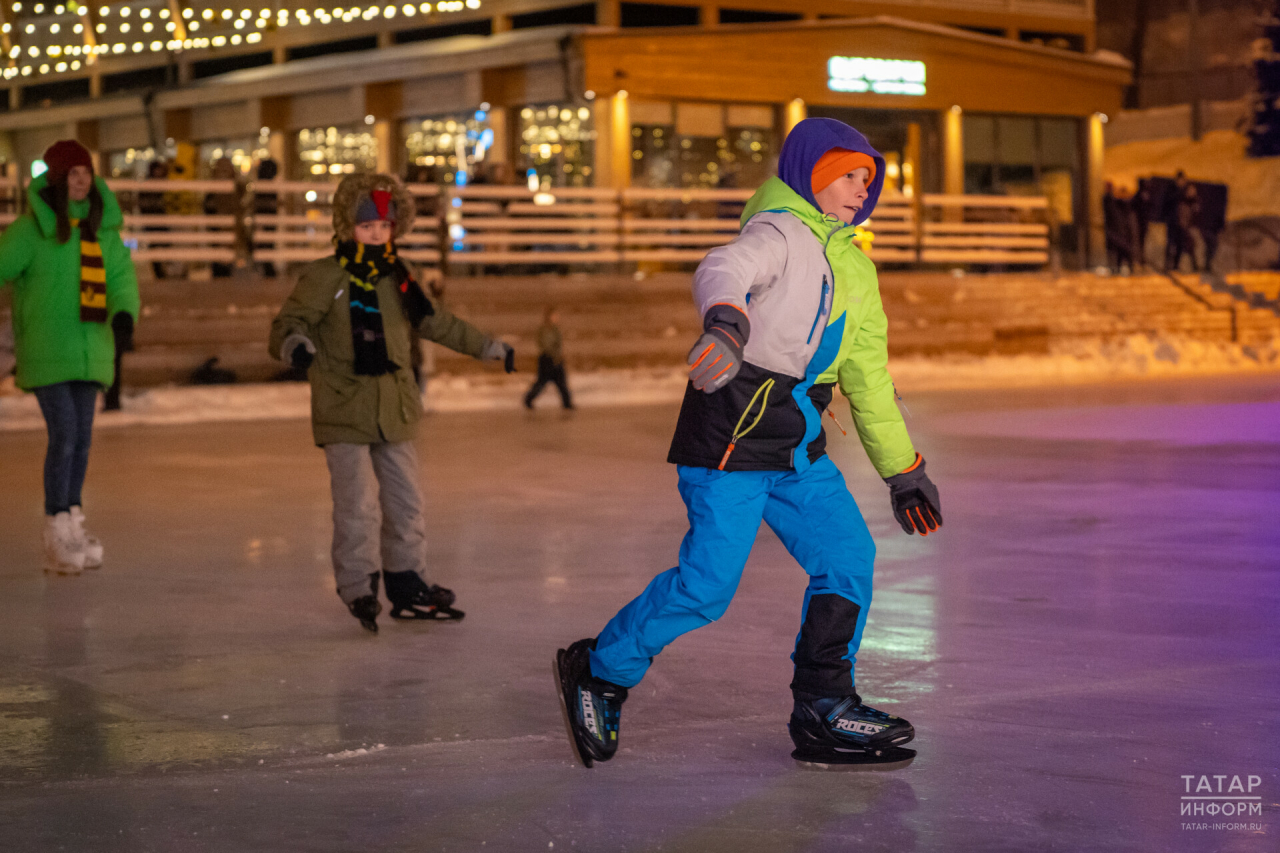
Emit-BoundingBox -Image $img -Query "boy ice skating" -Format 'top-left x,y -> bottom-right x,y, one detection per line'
270,173 -> 515,633
555,119 -> 942,767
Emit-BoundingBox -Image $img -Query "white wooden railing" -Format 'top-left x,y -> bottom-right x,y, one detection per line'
0,177 -> 1052,270
920,194 -> 1051,265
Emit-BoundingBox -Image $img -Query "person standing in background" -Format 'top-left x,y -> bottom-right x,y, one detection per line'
205,157 -> 241,278
524,306 -> 574,410
1165,171 -> 1200,273
253,158 -> 280,278
0,140 -> 140,574
1133,179 -> 1152,271
138,160 -> 170,280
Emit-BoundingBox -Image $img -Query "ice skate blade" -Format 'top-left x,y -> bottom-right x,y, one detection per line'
791,745 -> 916,771
552,650 -> 594,769
390,605 -> 465,621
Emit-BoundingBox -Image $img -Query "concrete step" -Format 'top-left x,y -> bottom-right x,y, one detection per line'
92,269 -> 1278,388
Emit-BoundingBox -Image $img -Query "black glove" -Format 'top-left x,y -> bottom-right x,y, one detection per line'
884,453 -> 942,536
481,339 -> 515,372
111,312 -> 135,353
281,332 -> 316,370
291,344 -> 314,370
686,304 -> 750,394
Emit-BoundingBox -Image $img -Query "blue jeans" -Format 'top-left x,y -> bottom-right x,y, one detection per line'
590,456 -> 876,697
34,381 -> 99,516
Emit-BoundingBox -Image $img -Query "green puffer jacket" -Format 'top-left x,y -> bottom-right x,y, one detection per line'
0,175 -> 140,390
270,256 -> 491,446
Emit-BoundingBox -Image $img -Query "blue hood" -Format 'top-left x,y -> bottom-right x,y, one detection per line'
777,117 -> 885,226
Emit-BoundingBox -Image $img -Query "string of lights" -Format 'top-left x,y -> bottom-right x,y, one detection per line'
0,0 -> 482,81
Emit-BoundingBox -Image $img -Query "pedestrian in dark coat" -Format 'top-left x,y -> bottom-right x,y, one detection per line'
523,306 -> 574,410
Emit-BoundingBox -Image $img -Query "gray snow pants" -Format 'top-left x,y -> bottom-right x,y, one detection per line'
323,441 -> 428,604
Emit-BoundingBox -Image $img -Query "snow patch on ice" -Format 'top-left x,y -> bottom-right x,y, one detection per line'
325,744 -> 386,760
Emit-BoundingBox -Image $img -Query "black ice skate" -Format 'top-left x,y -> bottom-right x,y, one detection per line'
789,695 -> 916,769
554,638 -> 627,768
382,570 -> 464,621
347,595 -> 382,633
346,572 -> 382,633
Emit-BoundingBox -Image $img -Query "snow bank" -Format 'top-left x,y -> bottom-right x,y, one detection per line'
890,333 -> 1280,391
0,334 -> 1276,432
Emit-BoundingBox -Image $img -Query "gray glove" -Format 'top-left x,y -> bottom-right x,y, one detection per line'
281,333 -> 315,370
884,454 -> 942,536
481,338 -> 516,373
687,304 -> 750,394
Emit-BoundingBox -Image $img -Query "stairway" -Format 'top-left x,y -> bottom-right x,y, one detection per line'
109,269 -> 1280,388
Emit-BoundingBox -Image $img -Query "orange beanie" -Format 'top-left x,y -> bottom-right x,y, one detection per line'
811,149 -> 877,196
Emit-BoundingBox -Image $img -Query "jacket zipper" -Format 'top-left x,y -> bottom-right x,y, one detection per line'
806,275 -> 829,344
718,378 -> 775,470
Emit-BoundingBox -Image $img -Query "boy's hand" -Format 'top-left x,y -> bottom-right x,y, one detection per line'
282,333 -> 315,370
687,331 -> 741,393
688,303 -> 749,393
884,454 -> 942,536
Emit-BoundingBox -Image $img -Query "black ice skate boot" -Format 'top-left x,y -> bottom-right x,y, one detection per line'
382,570 -> 465,621
347,573 -> 382,633
553,638 -> 627,768
789,694 -> 916,769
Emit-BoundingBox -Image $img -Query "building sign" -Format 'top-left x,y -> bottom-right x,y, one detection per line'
828,57 -> 927,96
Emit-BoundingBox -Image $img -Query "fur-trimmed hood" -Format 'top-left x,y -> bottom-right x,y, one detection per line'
332,172 -> 415,242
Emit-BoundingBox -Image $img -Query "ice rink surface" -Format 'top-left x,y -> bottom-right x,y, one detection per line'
0,375 -> 1277,852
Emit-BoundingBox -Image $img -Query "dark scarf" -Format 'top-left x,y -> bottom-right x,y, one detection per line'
335,240 -> 433,376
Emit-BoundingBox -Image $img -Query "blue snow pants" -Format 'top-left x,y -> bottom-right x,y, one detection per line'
590,455 -> 876,698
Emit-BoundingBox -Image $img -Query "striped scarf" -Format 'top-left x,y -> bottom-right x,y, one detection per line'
71,217 -> 107,323
336,240 -> 400,376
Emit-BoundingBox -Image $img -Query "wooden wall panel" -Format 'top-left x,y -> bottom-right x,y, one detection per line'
584,23 -> 1127,118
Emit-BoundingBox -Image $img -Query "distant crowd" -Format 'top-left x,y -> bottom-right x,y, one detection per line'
1103,171 -> 1227,276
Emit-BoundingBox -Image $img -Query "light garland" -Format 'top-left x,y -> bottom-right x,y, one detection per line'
2,0 -> 483,80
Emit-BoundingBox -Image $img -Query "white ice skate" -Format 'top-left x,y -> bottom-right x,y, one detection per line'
43,512 -> 86,575
69,506 -> 104,569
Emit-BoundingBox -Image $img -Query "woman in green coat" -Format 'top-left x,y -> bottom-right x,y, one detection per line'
0,140 -> 141,574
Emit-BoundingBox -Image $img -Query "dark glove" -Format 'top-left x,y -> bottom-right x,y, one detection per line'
884,453 -> 942,536
281,332 -> 315,370
686,304 -> 750,394
481,338 -> 515,372
111,312 -> 135,353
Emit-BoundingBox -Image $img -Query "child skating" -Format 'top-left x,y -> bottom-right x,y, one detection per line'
555,118 -> 942,767
270,173 -> 515,633
0,140 -> 140,574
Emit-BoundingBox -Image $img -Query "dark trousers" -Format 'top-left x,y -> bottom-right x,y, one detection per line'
1166,225 -> 1198,272
525,355 -> 573,409
33,381 -> 98,516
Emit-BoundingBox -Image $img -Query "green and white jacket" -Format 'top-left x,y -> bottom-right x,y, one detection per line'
667,177 -> 916,478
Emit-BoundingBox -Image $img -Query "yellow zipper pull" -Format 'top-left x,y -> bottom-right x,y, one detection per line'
718,379 -> 775,470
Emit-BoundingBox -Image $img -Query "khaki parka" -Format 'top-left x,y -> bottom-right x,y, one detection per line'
269,256 -> 489,446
